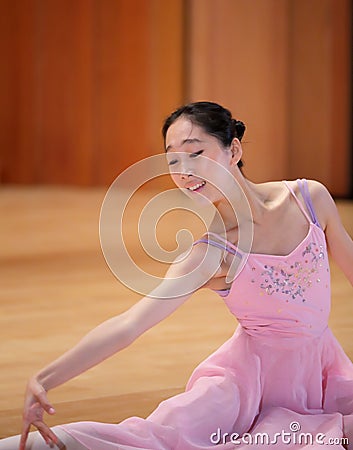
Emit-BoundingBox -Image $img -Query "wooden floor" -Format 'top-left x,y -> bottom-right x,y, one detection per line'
0,186 -> 352,438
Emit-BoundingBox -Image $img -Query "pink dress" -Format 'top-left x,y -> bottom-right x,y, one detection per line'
59,180 -> 353,449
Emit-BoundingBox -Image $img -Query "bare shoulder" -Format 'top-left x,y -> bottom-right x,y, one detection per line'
305,179 -> 331,197
280,179 -> 334,229
303,181 -> 353,284
285,178 -> 329,195
305,179 -> 337,230
284,179 -> 352,283
167,238 -> 223,281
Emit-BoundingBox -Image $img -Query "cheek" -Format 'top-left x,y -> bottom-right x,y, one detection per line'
170,172 -> 181,187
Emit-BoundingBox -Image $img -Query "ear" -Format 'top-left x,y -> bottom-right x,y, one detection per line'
229,138 -> 242,167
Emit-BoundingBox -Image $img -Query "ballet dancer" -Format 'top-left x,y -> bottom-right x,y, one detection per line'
1,102 -> 352,449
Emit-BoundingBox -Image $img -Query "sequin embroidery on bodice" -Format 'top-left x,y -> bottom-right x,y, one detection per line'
194,180 -> 331,340
59,178 -> 353,450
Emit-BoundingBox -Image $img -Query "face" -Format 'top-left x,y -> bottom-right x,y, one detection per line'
165,118 -> 241,205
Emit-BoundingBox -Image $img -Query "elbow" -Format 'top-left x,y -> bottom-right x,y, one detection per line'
92,313 -> 139,355
117,313 -> 142,347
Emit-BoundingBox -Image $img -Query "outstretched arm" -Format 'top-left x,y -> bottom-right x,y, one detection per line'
19,242 -> 222,449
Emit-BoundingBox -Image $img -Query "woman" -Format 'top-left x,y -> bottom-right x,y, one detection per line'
1,101 -> 352,449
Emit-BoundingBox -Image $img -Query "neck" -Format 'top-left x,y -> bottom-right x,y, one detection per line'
212,172 -> 269,233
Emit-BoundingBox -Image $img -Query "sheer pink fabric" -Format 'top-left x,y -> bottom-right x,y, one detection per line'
59,181 -> 353,449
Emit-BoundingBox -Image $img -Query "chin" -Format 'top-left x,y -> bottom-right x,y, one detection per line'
185,191 -> 214,207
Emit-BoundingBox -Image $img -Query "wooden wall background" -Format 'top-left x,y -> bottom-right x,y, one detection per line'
0,0 -> 352,195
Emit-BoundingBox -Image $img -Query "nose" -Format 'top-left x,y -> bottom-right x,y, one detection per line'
177,157 -> 194,179
180,171 -> 192,180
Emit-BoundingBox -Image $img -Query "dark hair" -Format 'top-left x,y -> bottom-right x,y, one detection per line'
162,101 -> 245,169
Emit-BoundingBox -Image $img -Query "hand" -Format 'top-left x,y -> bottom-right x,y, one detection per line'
19,377 -> 58,450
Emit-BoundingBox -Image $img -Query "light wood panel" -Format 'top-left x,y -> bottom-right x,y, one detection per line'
0,0 -> 184,186
0,187 -> 352,437
187,0 -> 291,183
0,0 -> 351,192
330,0 -> 352,195
289,0 -> 352,195
187,0 -> 352,195
91,0 -> 186,184
0,0 -> 16,180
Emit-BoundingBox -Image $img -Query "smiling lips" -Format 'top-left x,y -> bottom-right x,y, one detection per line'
185,180 -> 206,192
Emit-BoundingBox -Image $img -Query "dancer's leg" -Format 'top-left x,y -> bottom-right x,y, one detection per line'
0,427 -> 87,450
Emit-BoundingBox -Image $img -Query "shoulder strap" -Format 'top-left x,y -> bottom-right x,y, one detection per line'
193,233 -> 242,258
283,180 -> 312,223
297,179 -> 321,228
193,237 -> 227,252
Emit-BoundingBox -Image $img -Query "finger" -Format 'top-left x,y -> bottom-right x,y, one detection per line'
19,423 -> 30,450
35,391 -> 56,415
34,420 -> 59,447
28,380 -> 56,416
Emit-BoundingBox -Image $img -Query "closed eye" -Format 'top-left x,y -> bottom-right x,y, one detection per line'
190,150 -> 204,158
167,149 -> 203,165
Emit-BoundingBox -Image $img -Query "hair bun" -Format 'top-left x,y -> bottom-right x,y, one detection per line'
234,119 -> 246,141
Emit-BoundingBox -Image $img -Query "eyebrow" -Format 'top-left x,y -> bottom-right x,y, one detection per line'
166,138 -> 203,152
